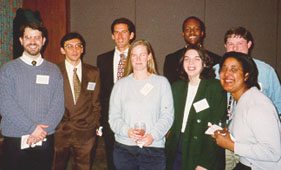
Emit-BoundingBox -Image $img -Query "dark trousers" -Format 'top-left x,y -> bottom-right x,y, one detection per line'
172,135 -> 182,170
103,123 -> 116,170
113,142 -> 166,170
3,135 -> 54,170
233,162 -> 252,170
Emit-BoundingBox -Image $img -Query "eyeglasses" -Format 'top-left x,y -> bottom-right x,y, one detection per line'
64,44 -> 83,50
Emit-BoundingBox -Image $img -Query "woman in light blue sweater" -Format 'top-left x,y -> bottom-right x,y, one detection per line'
109,39 -> 174,170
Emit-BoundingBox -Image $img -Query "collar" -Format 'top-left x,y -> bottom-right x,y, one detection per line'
65,59 -> 82,71
184,44 -> 203,48
115,47 -> 129,57
20,52 -> 44,66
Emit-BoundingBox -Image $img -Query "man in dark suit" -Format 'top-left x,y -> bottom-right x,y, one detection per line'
52,32 -> 101,170
164,16 -> 221,84
96,18 -> 135,170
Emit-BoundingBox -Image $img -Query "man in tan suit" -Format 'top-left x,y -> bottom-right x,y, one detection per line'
52,32 -> 101,170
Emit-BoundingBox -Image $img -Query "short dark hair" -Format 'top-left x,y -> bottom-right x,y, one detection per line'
60,32 -> 86,48
19,22 -> 47,38
178,45 -> 215,81
182,16 -> 205,33
224,26 -> 254,44
220,51 -> 260,89
111,18 -> 135,34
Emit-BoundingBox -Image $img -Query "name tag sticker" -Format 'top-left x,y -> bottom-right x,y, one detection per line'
21,135 -> 47,150
140,83 -> 153,96
193,98 -> 209,113
36,75 -> 49,84
87,82 -> 96,91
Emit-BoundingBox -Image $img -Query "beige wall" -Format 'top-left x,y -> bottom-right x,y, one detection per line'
70,0 -> 281,78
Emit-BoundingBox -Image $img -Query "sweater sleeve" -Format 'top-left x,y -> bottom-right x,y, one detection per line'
0,64 -> 37,134
40,67 -> 65,134
150,78 -> 174,141
108,81 -> 130,137
234,102 -> 281,162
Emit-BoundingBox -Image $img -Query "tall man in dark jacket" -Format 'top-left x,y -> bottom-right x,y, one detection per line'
164,16 -> 221,84
96,18 -> 135,170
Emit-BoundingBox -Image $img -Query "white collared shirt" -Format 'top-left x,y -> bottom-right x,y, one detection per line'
65,60 -> 82,104
20,52 -> 44,66
113,47 -> 128,83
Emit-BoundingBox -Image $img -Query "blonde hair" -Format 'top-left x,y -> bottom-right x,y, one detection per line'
124,39 -> 158,76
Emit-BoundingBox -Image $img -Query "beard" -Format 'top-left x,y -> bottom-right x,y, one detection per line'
23,43 -> 42,56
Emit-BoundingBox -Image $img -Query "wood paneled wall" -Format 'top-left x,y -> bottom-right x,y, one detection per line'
23,0 -> 69,63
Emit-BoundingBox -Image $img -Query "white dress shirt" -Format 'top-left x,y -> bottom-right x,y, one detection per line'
20,52 -> 44,66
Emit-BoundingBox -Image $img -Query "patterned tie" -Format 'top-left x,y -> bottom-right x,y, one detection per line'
117,53 -> 126,80
73,68 -> 81,104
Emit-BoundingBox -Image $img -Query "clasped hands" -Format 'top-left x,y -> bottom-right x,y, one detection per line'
27,124 -> 49,146
212,128 -> 234,151
128,128 -> 153,147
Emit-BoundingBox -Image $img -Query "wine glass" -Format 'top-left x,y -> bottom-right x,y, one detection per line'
134,122 -> 146,144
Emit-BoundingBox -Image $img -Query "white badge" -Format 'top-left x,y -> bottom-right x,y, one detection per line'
87,82 -> 96,91
21,134 -> 47,150
36,75 -> 49,84
140,83 -> 153,96
193,98 -> 209,113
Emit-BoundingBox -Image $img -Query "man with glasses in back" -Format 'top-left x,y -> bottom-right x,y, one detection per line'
52,32 -> 101,170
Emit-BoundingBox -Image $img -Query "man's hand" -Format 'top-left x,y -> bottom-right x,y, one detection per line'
27,124 -> 49,145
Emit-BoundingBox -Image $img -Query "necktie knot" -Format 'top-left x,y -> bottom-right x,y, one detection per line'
120,53 -> 125,60
31,60 -> 37,66
73,67 -> 77,73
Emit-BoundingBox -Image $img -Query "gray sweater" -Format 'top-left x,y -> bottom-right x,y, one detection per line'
0,58 -> 65,137
109,74 -> 174,148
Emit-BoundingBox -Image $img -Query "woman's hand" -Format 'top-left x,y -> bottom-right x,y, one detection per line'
128,128 -> 143,144
213,129 -> 234,151
141,134 -> 154,147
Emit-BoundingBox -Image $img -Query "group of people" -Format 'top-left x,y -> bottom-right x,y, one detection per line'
0,13 -> 280,170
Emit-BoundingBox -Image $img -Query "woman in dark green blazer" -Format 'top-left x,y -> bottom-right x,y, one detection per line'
166,45 -> 227,170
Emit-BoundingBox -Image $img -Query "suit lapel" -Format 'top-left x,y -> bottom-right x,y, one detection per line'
58,62 -> 75,110
192,79 -> 207,104
109,50 -> 114,83
185,79 -> 207,130
75,63 -> 88,106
